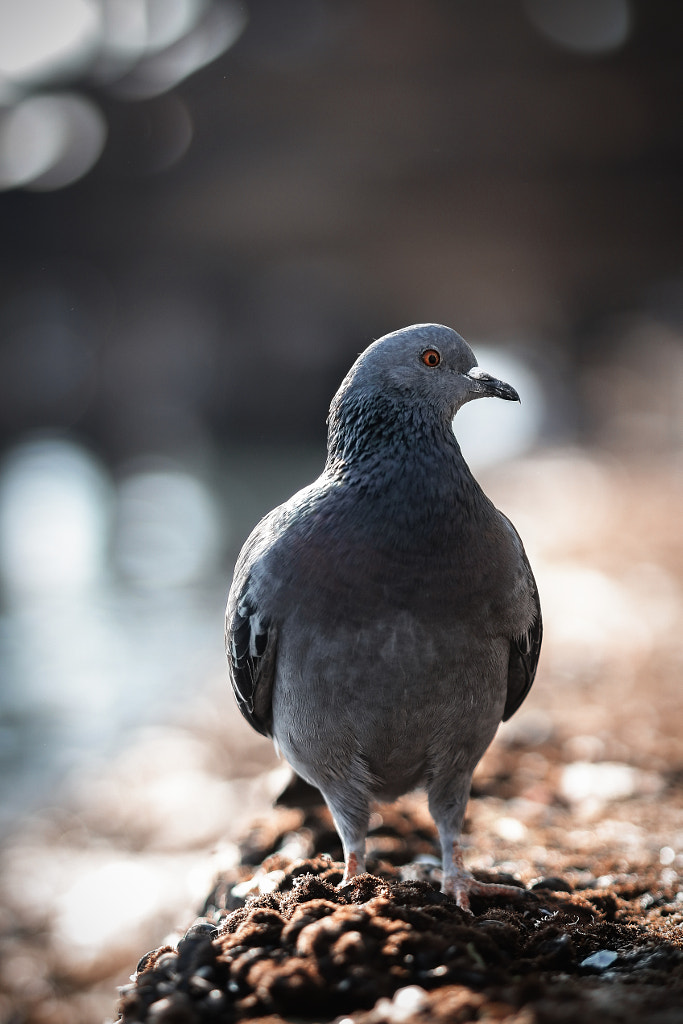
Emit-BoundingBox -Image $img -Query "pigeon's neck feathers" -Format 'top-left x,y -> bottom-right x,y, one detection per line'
324,383 -> 479,507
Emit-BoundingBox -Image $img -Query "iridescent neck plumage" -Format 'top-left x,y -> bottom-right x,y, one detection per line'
324,387 -> 481,526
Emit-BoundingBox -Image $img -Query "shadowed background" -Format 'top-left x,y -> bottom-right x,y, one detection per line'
0,2 -> 681,1021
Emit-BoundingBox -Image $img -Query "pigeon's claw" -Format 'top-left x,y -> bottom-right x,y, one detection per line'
442,842 -> 526,913
444,873 -> 528,913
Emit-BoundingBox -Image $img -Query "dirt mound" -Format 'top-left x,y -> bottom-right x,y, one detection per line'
119,801 -> 683,1023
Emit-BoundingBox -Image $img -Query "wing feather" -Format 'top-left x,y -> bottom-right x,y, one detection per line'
225,591 -> 276,737
502,570 -> 542,721
495,511 -> 543,722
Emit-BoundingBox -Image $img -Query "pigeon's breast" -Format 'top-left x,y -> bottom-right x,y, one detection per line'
272,588 -> 509,797
263,489 -> 518,796
264,495 -> 525,635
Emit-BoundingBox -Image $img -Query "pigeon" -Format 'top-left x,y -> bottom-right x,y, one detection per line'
226,323 -> 542,910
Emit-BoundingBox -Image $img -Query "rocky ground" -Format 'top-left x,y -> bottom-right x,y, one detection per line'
1,452 -> 682,1023
117,751 -> 683,1024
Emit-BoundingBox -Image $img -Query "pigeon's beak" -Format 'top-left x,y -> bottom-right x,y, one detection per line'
466,367 -> 520,403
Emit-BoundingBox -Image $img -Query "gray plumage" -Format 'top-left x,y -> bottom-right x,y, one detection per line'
226,324 -> 542,909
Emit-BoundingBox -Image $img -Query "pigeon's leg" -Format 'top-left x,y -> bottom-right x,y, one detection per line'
342,847 -> 366,882
320,784 -> 369,884
441,836 -> 526,912
429,778 -> 525,913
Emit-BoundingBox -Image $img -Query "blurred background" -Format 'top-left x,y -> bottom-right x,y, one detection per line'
0,1 -> 681,1021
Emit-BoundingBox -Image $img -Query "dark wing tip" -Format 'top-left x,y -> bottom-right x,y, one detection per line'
226,597 -> 275,737
502,587 -> 543,723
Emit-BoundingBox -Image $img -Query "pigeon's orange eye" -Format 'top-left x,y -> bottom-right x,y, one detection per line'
421,349 -> 441,367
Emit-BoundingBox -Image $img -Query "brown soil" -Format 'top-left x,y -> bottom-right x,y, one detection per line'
119,770 -> 683,1024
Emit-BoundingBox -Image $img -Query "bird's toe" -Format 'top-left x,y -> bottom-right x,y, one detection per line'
443,873 -> 527,912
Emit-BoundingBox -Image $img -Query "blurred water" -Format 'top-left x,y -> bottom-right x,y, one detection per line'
0,438 -> 228,832
0,438 -> 303,832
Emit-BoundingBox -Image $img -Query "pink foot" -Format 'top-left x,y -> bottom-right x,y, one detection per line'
341,850 -> 365,884
443,873 -> 527,912
443,843 -> 525,912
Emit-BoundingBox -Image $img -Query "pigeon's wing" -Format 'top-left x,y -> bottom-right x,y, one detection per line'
225,581 -> 277,738
499,516 -> 543,722
503,570 -> 542,721
225,483 -> 324,739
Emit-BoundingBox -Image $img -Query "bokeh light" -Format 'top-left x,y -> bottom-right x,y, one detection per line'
0,0 -> 245,189
0,92 -> 107,190
55,854 -> 184,952
113,466 -> 222,588
99,0 -> 206,61
0,0 -> 99,86
107,0 -> 248,98
524,0 -> 632,55
0,438 -> 110,597
455,347 -> 545,468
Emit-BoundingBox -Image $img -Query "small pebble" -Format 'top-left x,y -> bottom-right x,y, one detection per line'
373,985 -> 430,1023
177,921 -> 217,952
424,964 -> 449,978
494,817 -> 527,842
394,985 -> 430,1013
189,975 -> 213,994
135,950 -> 156,974
147,997 -> 173,1019
399,863 -> 434,883
580,949 -> 618,970
530,876 -> 573,893
231,869 -> 286,898
193,965 -> 214,979
155,953 -> 179,973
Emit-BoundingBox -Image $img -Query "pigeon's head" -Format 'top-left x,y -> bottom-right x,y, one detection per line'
341,323 -> 519,418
